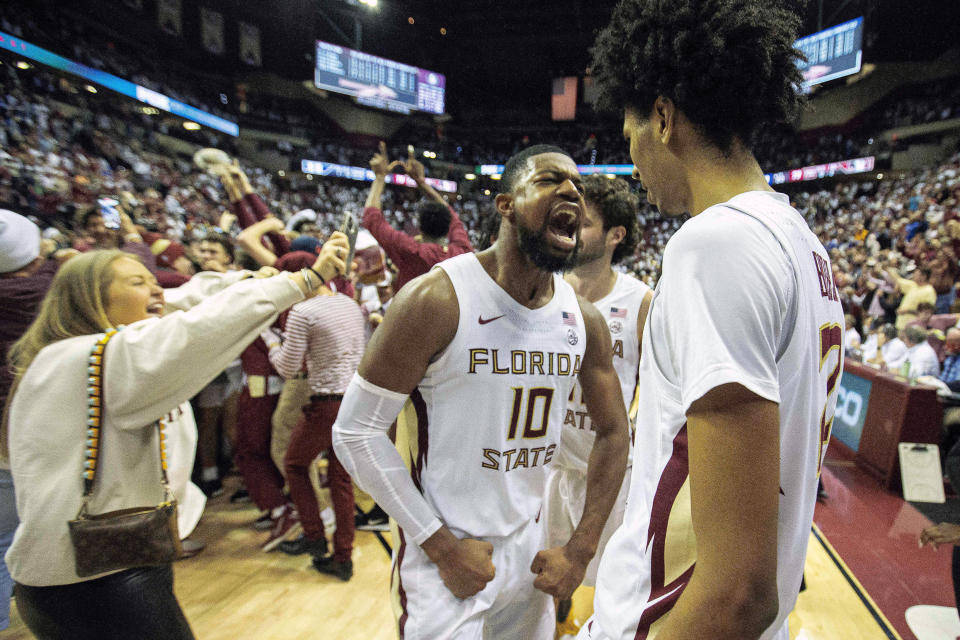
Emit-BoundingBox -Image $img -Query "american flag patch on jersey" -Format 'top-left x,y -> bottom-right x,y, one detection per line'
561,311 -> 577,326
610,307 -> 627,318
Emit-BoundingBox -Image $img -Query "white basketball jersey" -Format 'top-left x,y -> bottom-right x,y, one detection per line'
552,271 -> 649,472
593,192 -> 844,640
414,253 -> 587,537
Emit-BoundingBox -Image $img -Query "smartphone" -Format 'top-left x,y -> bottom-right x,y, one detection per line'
97,197 -> 122,229
339,211 -> 359,276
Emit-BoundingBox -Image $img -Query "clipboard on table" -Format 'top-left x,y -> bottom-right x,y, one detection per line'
898,443 -> 946,503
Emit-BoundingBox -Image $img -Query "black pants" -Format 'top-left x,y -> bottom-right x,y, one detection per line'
15,564 -> 194,640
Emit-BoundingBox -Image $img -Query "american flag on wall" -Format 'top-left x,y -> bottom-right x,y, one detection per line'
610,307 -> 627,318
551,77 -> 577,121
561,311 -> 577,326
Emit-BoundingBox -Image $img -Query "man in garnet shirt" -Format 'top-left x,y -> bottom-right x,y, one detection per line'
362,142 -> 473,291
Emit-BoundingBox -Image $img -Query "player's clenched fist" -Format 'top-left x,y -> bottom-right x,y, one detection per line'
423,529 -> 496,599
530,546 -> 587,600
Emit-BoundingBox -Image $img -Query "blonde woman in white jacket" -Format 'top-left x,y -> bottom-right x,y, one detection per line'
2,234 -> 347,640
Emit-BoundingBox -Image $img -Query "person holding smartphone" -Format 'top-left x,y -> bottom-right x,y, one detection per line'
73,199 -> 158,275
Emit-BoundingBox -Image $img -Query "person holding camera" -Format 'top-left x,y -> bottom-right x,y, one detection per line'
2,232 -> 348,640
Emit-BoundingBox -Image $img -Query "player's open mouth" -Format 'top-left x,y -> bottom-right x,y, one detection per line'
147,302 -> 164,315
546,206 -> 579,251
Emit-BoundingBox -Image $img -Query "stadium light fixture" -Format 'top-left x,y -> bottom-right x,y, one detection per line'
440,27 -> 447,35
278,170 -> 286,177
182,121 -> 201,130
876,173 -> 884,180
605,174 -> 615,179
483,189 -> 491,196
359,0 -> 378,7
422,150 -> 437,159
15,61 -> 31,70
85,85 -> 97,94
408,17 -> 415,24
491,174 -> 502,180
306,174 -> 314,180
464,173 -> 476,180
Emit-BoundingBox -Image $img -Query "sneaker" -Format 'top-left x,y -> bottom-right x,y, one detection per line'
199,478 -> 224,499
355,504 -> 389,531
262,505 -> 302,552
312,556 -> 352,581
230,487 -> 251,504
253,511 -> 273,531
278,533 -> 328,557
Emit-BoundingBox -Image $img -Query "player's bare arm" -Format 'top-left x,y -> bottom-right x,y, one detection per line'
656,383 -> 780,640
354,269 -> 496,600
531,298 -> 629,599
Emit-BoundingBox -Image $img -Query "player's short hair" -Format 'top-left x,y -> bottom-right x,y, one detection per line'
881,324 -> 898,340
583,175 -> 640,264
417,201 -> 452,239
501,145 -> 574,193
590,0 -> 806,153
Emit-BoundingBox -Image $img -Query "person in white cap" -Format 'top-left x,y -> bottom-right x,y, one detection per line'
0,210 -> 62,631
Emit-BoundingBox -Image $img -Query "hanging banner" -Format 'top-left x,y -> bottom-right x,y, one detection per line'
239,22 -> 262,67
157,0 -> 183,37
200,8 -> 225,55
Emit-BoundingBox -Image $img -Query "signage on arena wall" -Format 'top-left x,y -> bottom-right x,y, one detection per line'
477,164 -> 635,176
300,159 -> 458,193
764,156 -> 875,185
0,31 -> 239,136
832,369 -> 873,452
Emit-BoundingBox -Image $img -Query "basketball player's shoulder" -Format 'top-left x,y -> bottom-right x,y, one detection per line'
615,270 -> 650,297
387,267 -> 459,333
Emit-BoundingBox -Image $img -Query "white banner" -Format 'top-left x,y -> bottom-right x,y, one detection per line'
200,8 -> 225,55
157,0 -> 182,36
239,21 -> 262,67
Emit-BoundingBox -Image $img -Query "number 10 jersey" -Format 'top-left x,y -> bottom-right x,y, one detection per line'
413,253 -> 586,538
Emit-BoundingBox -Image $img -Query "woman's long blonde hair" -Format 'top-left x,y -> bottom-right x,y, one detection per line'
2,250 -> 135,458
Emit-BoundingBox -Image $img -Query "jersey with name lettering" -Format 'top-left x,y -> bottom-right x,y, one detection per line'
553,271 -> 649,472
592,191 -> 844,640
413,253 -> 587,538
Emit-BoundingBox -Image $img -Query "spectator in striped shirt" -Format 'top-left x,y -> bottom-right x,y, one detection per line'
261,282 -> 366,580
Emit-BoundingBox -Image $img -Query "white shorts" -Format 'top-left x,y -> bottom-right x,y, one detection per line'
575,611 -> 790,639
542,464 -> 630,587
392,516 -> 554,640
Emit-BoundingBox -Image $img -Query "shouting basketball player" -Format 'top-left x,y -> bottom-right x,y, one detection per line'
333,145 -> 629,639
580,1 -> 845,639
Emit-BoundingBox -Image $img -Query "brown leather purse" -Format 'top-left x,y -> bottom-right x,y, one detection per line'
67,328 -> 183,578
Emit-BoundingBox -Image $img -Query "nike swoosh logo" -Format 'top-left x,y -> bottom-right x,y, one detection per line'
478,314 -> 505,325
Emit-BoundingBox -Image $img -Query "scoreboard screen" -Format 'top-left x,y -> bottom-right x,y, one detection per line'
314,40 -> 445,115
795,17 -> 864,88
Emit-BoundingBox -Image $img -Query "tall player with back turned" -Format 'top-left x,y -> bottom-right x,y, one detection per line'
333,145 -> 629,639
545,174 -> 651,624
579,1 -> 844,639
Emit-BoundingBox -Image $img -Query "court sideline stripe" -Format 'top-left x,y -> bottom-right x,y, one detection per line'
811,523 -> 902,640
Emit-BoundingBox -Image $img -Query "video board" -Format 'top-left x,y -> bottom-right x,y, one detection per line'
795,17 -> 864,88
315,40 -> 445,115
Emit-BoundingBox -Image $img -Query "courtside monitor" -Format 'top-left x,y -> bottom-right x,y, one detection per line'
795,17 -> 864,88
314,40 -> 445,115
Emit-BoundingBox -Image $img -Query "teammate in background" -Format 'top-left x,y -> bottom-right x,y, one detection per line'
545,175 -> 651,628
581,1 -> 844,639
333,145 -> 629,639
